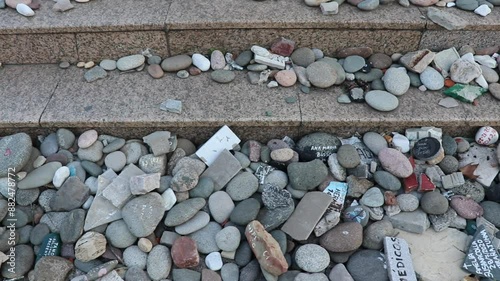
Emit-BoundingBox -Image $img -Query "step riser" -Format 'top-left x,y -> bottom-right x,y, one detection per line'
2,29 -> 500,64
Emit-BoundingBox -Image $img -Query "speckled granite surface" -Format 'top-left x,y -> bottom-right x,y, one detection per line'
0,64 -> 498,141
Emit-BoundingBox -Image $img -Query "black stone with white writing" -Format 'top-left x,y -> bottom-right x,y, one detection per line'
36,233 -> 62,262
384,237 -> 417,281
412,137 -> 441,161
463,225 -> 500,279
296,132 -> 341,162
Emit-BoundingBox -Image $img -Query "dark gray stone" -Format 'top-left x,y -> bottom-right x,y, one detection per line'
0,133 -> 32,177
346,250 -> 389,281
60,209 -> 86,244
230,198 -> 261,226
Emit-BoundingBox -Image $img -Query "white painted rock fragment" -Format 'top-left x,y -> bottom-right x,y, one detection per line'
192,54 -> 210,71
475,126 -> 499,145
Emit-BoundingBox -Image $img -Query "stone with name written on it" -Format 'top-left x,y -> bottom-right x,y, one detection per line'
475,126 -> 499,146
36,233 -> 62,261
384,237 -> 417,281
462,225 -> 500,279
245,220 -> 288,277
296,132 -> 342,162
412,137 -> 441,161
195,125 -> 241,166
281,192 -> 333,241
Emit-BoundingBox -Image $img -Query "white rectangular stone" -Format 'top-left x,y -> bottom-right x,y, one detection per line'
320,2 -> 339,15
196,125 -> 240,166
254,54 -> 285,70
384,237 -> 418,281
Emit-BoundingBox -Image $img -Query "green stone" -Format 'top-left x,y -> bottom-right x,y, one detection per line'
285,97 -> 297,104
466,219 -> 477,235
300,86 -> 310,94
36,233 -> 61,262
265,111 -> 273,117
443,84 -> 487,103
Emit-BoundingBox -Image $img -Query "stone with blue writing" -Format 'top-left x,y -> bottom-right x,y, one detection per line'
384,237 -> 417,281
36,233 -> 62,261
323,181 -> 348,212
296,132 -> 342,162
462,225 -> 500,279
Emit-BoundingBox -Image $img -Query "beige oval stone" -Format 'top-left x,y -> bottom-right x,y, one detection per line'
270,148 -> 295,162
78,129 -> 98,148
75,232 -> 107,262
138,238 -> 153,253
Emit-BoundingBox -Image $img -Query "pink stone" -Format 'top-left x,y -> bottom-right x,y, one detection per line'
450,195 -> 484,219
210,50 -> 226,70
275,70 -> 297,87
78,129 -> 98,149
171,237 -> 199,268
189,66 -> 201,76
248,140 -> 261,162
270,38 -> 296,57
5,0 -> 31,9
147,64 -> 164,79
245,220 -> 288,277
202,269 -> 222,281
378,148 -> 413,178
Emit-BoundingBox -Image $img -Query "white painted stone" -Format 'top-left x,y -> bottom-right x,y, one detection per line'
192,54 -> 210,71
320,2 -> 339,14
161,188 -> 177,211
254,54 -> 286,70
251,45 -> 270,57
475,126 -> 499,145
195,125 -> 240,166
474,4 -> 491,17
384,237 -> 417,281
397,228 -> 468,281
392,133 -> 410,153
16,4 -> 35,17
53,166 -> 70,188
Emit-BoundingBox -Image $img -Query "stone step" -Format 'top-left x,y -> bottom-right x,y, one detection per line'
1,64 -> 498,142
1,0 -> 499,64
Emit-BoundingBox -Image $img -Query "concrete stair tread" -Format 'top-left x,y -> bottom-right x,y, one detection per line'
0,0 -> 171,34
1,64 -> 498,139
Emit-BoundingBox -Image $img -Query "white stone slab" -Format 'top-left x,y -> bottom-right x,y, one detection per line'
196,125 -> 240,166
384,237 -> 417,281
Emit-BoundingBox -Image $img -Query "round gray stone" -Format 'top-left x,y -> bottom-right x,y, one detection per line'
363,132 -> 388,155
318,57 -> 345,85
295,244 -> 330,273
117,55 -> 145,71
221,263 -> 239,281
147,245 -> 172,280
358,0 -> 380,10
235,50 -> 253,67
209,191 -> 235,224
99,59 -> 117,71
102,138 -> 126,154
421,191 -> 449,215
233,151 -> 251,169
230,198 -> 261,226
77,141 -> 104,162
106,220 -> 137,248
189,221 -> 221,254
397,193 -> 420,212
343,55 -> 365,73
189,177 -> 215,199
363,220 -> 394,250
81,160 -> 103,177
39,189 -> 57,212
211,70 -> 236,83
373,170 -> 401,191
125,267 -> 151,281
287,159 -> 328,191
438,155 -> 459,174
346,250 -> 389,281
291,47 -> 316,67
261,170 -> 288,191
226,171 -> 259,201
360,187 -> 384,207
148,55 -> 162,65
337,144 -> 361,168
365,90 -> 399,111
165,198 -> 206,227
306,61 -> 337,88
175,211 -> 210,235
40,133 -> 59,157
161,55 -> 193,72
215,226 -> 241,252
123,245 -> 148,269
420,66 -> 444,90
382,67 -> 410,96
18,225 -> 33,244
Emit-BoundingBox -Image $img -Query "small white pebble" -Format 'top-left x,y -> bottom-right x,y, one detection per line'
418,85 -> 427,92
446,2 -> 456,7
474,4 -> 491,16
345,73 -> 356,81
77,62 -> 85,68
267,81 -> 279,88
84,61 -> 95,69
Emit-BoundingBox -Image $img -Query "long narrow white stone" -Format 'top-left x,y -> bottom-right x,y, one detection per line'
384,237 -> 418,281
254,54 -> 285,70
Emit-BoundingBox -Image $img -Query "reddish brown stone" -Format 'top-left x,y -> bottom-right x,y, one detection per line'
202,269 -> 222,281
45,153 -> 69,166
419,173 -> 436,192
475,46 -> 500,56
171,236 -> 199,268
28,0 -> 40,9
247,140 -> 261,162
403,173 -> 418,193
450,195 -> 484,219
384,191 -> 397,206
189,66 -> 201,76
336,47 -> 373,58
245,220 -> 288,277
270,38 -> 296,57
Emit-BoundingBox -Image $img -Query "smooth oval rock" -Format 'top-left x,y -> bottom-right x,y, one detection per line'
175,211 -> 210,235
378,148 -> 413,178
295,244 -> 330,273
291,47 -> 316,67
421,191 -> 449,215
211,70 -> 235,83
0,133 -> 32,177
161,55 -> 193,72
209,191 -> 235,224
319,222 -> 363,252
306,61 -> 337,88
275,70 -> 297,87
382,67 -> 410,96
363,132 -> 388,155
192,54 -> 210,71
337,144 -> 361,169
420,66 -> 445,90
450,195 -> 484,219
226,171 -> 259,201
365,90 -> 399,112
116,55 -> 146,71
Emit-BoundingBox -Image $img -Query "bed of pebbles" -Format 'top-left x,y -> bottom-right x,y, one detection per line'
1,124 -> 500,281
74,38 -> 500,114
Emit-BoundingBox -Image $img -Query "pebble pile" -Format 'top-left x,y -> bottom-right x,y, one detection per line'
0,0 -> 91,17
1,124 -> 500,281
74,39 -> 500,113
302,0 -> 495,17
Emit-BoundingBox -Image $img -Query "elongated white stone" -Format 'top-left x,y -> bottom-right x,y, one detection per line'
254,54 -> 285,70
16,3 -> 35,16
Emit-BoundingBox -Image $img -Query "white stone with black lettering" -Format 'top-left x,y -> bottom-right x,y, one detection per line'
384,237 -> 417,281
